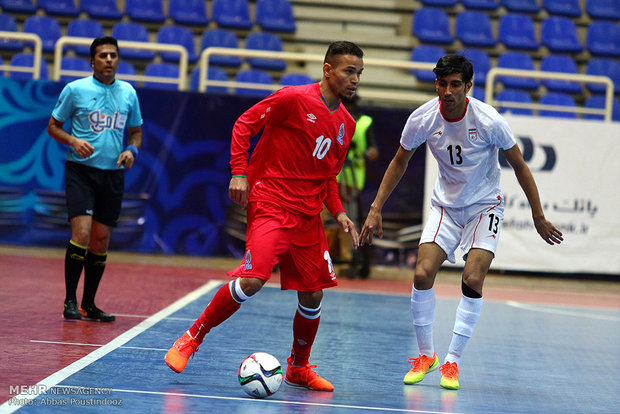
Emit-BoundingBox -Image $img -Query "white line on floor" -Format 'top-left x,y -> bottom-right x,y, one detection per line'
506,301 -> 620,321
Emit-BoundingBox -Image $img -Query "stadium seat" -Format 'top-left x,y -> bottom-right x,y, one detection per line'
471,86 -> 485,102
125,0 -> 166,24
38,0 -> 80,17
0,0 -> 36,14
169,0 -> 210,26
498,13 -> 539,51
116,61 -> 137,87
500,0 -> 540,13
212,0 -> 253,30
60,56 -> 92,83
200,29 -> 243,67
412,8 -> 454,45
143,62 -> 180,90
66,19 -> 105,56
420,0 -> 457,6
245,32 -> 287,71
542,0 -> 581,17
541,17 -> 583,53
23,16 -> 62,54
256,0 -> 296,33
9,53 -> 49,80
539,55 -> 582,94
586,0 -> 620,20
235,69 -> 274,97
496,89 -> 534,115
459,49 -> 491,86
460,0 -> 499,11
111,22 -> 155,61
584,95 -> 620,121
280,73 -> 314,86
586,21 -> 620,57
157,25 -> 198,63
0,14 -> 22,51
496,51 -> 538,90
585,58 -> 620,94
455,11 -> 496,48
80,0 -> 123,20
410,45 -> 446,83
190,66 -> 229,93
539,92 -> 577,119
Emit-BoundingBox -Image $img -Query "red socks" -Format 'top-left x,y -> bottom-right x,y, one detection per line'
290,303 -> 321,366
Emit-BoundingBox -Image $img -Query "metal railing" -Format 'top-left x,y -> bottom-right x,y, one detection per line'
486,68 -> 615,121
53,36 -> 189,90
0,31 -> 43,79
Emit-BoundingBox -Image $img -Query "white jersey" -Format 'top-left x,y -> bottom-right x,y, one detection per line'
401,97 -> 516,208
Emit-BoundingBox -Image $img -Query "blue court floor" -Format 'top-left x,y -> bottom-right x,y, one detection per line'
3,281 -> 619,413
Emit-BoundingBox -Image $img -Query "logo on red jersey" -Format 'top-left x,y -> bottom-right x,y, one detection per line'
244,250 -> 253,271
306,113 -> 316,123
337,123 -> 345,145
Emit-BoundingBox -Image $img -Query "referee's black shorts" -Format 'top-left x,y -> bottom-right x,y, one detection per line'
64,161 -> 124,227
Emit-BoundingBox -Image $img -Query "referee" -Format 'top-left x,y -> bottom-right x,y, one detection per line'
47,36 -> 143,322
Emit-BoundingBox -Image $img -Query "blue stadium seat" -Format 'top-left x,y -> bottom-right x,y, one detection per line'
460,0 -> 499,11
66,19 -> 105,56
496,89 -> 533,115
23,16 -> 62,53
157,25 -> 198,63
586,0 -> 620,20
584,95 -> 620,121
245,32 -> 287,71
586,58 -> 620,94
143,62 -> 180,90
256,0 -> 296,33
169,0 -> 209,26
540,55 -> 582,94
410,45 -> 446,83
0,0 -> 36,14
539,92 -> 577,119
471,86 -> 486,102
586,21 -> 620,57
498,13 -> 539,51
112,22 -> 155,61
541,17 -> 583,53
200,29 -> 243,67
455,11 -> 496,48
421,0 -> 457,6
60,56 -> 92,83
235,69 -> 274,97
0,14 -> 22,51
117,61 -> 137,87
496,51 -> 538,90
9,53 -> 49,80
459,48 -> 491,86
280,73 -> 314,86
190,66 -> 229,93
125,0 -> 166,24
500,0 -> 540,13
542,0 -> 581,17
38,0 -> 80,17
212,0 -> 253,30
412,8 -> 454,45
80,0 -> 123,20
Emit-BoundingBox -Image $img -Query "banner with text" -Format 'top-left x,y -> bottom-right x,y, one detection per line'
423,115 -> 620,275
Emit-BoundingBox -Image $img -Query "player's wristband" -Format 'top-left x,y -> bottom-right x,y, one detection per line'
125,145 -> 139,158
335,210 -> 346,218
232,174 -> 247,178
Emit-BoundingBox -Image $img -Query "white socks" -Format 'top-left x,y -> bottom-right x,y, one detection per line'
411,286 -> 436,357
445,295 -> 483,365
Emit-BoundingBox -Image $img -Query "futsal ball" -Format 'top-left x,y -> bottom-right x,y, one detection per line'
238,352 -> 283,398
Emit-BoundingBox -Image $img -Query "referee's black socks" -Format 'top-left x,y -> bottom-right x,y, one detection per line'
82,250 -> 107,307
64,240 -> 86,303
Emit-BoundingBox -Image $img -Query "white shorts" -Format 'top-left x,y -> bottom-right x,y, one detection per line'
420,196 -> 504,263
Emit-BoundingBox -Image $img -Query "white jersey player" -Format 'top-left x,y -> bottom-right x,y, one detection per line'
360,54 -> 563,390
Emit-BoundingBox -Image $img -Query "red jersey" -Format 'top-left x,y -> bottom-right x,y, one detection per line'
230,83 -> 355,217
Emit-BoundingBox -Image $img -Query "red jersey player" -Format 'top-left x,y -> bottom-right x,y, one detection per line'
165,41 -> 364,392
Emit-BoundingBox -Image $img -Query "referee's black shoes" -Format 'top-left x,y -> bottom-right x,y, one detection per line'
63,299 -> 82,320
79,304 -> 115,322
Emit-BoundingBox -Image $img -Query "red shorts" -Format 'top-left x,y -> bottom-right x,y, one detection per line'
228,201 -> 338,292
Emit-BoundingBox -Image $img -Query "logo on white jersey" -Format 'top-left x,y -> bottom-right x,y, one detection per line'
337,123 -> 345,145
306,113 -> 316,123
468,128 -> 480,142
432,130 -> 443,136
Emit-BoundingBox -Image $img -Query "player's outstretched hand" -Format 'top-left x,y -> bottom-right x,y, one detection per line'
534,216 -> 563,245
336,213 -> 359,249
229,175 -> 249,209
360,207 -> 383,246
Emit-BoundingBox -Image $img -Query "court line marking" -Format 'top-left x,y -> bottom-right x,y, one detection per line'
50,385 -> 461,414
506,301 -> 620,321
0,279 -> 223,413
29,340 -> 167,352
